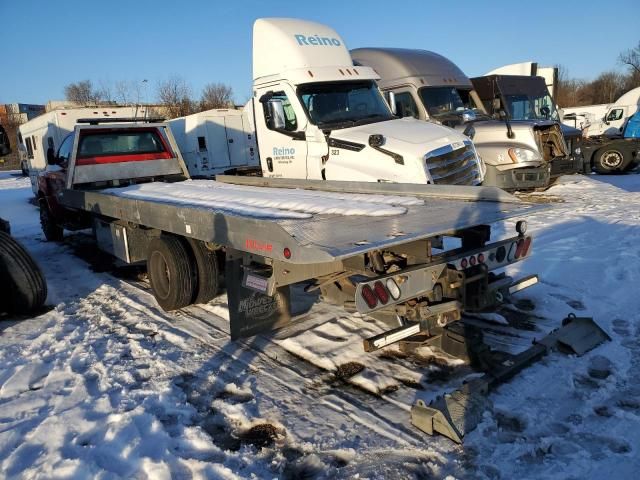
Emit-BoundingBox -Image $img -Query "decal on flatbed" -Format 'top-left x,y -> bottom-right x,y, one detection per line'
246,239 -> 273,253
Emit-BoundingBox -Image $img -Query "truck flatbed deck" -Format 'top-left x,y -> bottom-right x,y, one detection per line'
59,177 -> 546,265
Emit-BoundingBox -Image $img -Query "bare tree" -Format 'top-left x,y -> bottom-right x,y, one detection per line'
590,71 -> 626,104
619,41 -> 640,75
199,83 -> 234,110
115,80 -> 143,106
64,80 -> 102,105
157,76 -> 194,118
555,64 -> 582,108
96,80 -> 114,104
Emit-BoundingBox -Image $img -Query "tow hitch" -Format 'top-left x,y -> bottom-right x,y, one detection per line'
411,314 -> 611,443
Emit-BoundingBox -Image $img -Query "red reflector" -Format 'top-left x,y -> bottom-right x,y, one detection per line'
469,255 -> 477,266
521,237 -> 532,257
361,285 -> 378,309
373,281 -> 389,304
478,253 -> 485,263
460,257 -> 468,269
515,239 -> 525,259
283,247 -> 291,259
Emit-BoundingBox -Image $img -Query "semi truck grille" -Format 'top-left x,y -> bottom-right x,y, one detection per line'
425,141 -> 481,185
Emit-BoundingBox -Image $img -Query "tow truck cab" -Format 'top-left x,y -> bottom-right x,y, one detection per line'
37,120 -> 186,236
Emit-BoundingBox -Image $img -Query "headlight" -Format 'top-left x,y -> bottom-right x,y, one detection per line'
508,148 -> 541,163
574,147 -> 581,155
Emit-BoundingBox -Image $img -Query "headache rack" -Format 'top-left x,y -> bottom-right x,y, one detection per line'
76,117 -> 166,125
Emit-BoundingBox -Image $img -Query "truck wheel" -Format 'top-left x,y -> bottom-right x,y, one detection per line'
0,231 -> 47,315
594,147 -> 625,173
147,235 -> 195,311
39,201 -> 64,241
186,239 -> 220,304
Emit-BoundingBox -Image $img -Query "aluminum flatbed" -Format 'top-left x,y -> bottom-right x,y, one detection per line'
59,177 -> 544,265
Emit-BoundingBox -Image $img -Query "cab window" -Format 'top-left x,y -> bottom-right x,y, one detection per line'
266,91 -> 297,132
607,109 -> 623,121
57,133 -> 75,164
394,92 -> 419,119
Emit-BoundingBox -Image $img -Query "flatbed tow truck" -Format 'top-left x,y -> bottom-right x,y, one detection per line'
36,118 -> 608,442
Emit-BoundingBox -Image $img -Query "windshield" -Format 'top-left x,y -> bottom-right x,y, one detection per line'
419,87 -> 484,119
298,80 -> 393,129
502,92 -> 560,121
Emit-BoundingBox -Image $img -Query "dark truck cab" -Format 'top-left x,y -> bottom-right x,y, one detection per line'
471,75 -> 584,178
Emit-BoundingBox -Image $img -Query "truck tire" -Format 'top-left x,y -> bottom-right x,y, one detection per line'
39,201 -> 64,241
186,238 -> 220,304
594,147 -> 626,174
0,231 -> 47,315
147,235 -> 196,311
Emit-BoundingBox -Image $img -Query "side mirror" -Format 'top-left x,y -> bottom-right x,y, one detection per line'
266,99 -> 286,130
384,91 -> 397,115
47,147 -> 57,165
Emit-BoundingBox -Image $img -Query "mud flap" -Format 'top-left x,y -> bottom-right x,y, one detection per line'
411,314 -> 610,443
226,256 -> 291,340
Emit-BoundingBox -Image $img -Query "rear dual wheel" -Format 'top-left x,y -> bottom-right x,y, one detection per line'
147,235 -> 220,311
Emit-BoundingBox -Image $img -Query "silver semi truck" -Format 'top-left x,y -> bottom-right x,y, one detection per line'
471,74 -> 584,178
351,48 -> 579,190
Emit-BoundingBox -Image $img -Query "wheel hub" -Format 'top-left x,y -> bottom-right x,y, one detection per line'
602,150 -> 623,168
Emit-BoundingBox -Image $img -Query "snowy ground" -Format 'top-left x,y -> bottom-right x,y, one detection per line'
1,171 -> 640,479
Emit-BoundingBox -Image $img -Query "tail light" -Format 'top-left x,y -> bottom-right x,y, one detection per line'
361,285 -> 378,309
386,278 -> 401,300
373,281 -> 389,304
515,239 -> 525,259
521,237 -> 532,257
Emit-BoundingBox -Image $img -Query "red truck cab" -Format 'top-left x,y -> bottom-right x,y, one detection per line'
37,121 -> 184,240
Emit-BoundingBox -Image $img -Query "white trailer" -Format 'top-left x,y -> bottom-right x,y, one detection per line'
19,106 -> 153,194
168,108 -> 260,177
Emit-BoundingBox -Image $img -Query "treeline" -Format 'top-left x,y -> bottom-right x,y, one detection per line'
63,76 -> 235,118
556,42 -> 640,107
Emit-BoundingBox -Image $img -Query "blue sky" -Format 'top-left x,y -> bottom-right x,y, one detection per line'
1,0 -> 638,105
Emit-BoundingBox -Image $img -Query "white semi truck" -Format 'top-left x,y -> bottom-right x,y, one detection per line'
170,19 -> 485,186
561,86 -> 640,137
18,105 -> 154,194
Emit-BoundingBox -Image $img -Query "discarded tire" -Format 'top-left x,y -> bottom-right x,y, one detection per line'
147,235 -> 195,311
0,231 -> 47,314
187,238 -> 220,304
